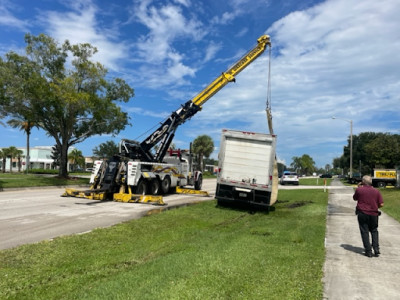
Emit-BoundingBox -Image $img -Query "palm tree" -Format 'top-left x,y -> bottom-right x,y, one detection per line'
16,149 -> 24,172
7,118 -> 36,173
68,149 -> 85,172
192,135 -> 214,172
6,146 -> 19,173
0,149 -> 7,173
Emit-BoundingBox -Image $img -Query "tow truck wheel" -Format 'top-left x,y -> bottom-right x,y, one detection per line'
161,176 -> 171,194
135,179 -> 147,195
150,179 -> 161,195
194,174 -> 203,190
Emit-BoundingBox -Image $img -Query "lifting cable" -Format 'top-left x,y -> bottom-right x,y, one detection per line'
265,44 -> 279,206
265,45 -> 274,135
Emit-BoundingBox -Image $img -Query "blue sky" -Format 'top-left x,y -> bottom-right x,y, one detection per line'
1,0 -> 399,168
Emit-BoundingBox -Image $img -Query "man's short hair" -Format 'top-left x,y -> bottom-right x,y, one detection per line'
362,175 -> 372,186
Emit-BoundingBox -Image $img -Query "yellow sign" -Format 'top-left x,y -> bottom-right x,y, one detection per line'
375,170 -> 396,179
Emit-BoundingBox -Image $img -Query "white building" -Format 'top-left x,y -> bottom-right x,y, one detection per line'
0,146 -> 79,172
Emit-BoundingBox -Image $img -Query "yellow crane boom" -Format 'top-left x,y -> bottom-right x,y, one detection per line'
192,35 -> 271,107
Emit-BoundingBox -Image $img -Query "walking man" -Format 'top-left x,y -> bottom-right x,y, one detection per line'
353,175 -> 384,257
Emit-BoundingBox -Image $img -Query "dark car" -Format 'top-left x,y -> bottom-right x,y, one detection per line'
320,174 -> 332,178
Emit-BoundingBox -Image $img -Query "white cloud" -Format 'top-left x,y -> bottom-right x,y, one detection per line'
38,0 -> 129,71
125,106 -> 169,119
211,11 -> 236,25
126,0 -> 206,88
186,0 -> 400,167
203,42 -> 222,63
0,1 -> 29,31
133,1 -> 204,62
172,0 -> 191,8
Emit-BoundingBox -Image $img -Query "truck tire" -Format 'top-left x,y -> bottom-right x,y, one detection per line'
135,179 -> 147,195
377,181 -> 386,188
150,179 -> 161,195
194,174 -> 203,190
161,176 -> 171,194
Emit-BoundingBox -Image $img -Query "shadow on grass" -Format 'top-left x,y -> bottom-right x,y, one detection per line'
215,200 -> 274,215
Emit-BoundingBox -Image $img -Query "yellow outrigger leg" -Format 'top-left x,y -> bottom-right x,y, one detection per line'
113,186 -> 166,205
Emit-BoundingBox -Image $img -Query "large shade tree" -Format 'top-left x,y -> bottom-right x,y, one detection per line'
0,34 -> 134,178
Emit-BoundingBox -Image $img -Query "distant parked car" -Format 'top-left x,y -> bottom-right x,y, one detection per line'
320,174 -> 332,178
280,171 -> 299,185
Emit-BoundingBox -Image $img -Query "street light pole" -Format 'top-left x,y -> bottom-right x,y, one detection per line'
332,117 -> 353,178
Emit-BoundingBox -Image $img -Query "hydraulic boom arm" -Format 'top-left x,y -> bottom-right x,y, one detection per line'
120,35 -> 271,162
192,35 -> 271,107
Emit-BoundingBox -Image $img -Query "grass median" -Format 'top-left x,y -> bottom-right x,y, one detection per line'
0,189 -> 327,300
0,173 -> 89,189
299,177 -> 332,186
381,189 -> 400,221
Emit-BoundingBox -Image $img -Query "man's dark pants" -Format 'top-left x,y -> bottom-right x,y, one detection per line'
357,212 -> 379,254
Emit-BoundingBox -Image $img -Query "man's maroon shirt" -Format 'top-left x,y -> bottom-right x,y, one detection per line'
353,185 -> 383,216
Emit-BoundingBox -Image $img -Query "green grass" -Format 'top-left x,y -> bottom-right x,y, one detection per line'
0,189 -> 327,300
381,189 -> 400,221
0,173 -> 89,188
299,177 -> 332,186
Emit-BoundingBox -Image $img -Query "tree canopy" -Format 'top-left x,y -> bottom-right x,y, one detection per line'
68,149 -> 85,171
92,140 -> 119,159
333,132 -> 400,175
290,154 -> 316,175
0,34 -> 134,178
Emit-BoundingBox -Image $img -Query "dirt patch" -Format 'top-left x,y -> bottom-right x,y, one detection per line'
250,230 -> 272,237
286,201 -> 313,209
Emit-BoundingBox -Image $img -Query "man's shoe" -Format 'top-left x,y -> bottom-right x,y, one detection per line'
365,252 -> 373,257
374,251 -> 380,257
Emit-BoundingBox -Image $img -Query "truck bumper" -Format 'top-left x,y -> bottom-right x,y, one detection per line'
215,183 -> 272,210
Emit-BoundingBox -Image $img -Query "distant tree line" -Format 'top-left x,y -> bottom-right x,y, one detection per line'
333,132 -> 400,176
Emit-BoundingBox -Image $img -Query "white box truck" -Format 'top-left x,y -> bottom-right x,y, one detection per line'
215,129 -> 277,211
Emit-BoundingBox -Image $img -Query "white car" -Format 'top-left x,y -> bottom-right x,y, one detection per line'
280,171 -> 299,185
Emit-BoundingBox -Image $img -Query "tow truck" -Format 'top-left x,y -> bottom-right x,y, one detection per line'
63,35 -> 271,204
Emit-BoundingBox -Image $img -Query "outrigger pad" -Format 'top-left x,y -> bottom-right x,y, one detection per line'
113,193 -> 166,206
175,187 -> 209,196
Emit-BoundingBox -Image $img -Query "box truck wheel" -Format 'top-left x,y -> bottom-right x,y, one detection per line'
161,176 -> 171,194
377,181 -> 386,188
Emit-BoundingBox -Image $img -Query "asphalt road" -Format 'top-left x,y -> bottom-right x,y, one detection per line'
0,179 -> 344,250
0,179 -> 217,250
